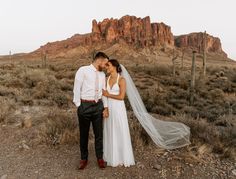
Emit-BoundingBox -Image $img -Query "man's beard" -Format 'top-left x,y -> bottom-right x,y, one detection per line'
98,66 -> 103,72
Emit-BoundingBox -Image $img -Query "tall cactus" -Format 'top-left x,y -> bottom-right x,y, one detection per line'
203,31 -> 207,76
41,51 -> 47,68
9,50 -> 12,61
181,48 -> 186,70
172,50 -> 178,77
190,50 -> 197,105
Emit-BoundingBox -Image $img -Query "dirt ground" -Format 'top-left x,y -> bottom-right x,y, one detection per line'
0,120 -> 235,179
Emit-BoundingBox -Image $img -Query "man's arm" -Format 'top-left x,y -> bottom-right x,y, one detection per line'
73,68 -> 84,107
102,74 -> 108,108
102,74 -> 109,118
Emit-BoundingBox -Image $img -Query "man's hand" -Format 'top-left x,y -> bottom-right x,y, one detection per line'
103,107 -> 109,118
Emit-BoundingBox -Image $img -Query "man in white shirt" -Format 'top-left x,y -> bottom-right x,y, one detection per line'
73,52 -> 109,170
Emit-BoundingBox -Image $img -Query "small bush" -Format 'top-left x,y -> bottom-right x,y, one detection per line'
0,99 -> 16,123
39,108 -> 79,145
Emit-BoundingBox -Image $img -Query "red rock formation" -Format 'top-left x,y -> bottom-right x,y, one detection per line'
92,15 -> 174,47
32,15 -> 227,58
175,32 -> 227,57
33,15 -> 174,55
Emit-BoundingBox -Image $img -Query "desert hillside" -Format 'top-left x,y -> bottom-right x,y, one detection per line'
0,15 -> 236,179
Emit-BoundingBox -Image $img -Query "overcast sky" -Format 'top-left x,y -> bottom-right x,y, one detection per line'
0,0 -> 235,59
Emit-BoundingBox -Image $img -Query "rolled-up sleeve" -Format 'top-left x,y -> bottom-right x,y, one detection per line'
102,74 -> 108,108
73,68 -> 84,107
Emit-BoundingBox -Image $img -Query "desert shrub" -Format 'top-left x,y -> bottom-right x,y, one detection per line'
52,92 -> 70,107
32,74 -> 60,98
146,65 -> 172,76
0,98 -> 16,123
55,71 -> 75,80
0,63 -> 15,70
173,77 -> 189,90
131,65 -> 172,77
39,108 -> 79,145
137,84 -> 149,90
159,72 -> 191,90
140,89 -> 176,115
166,88 -> 189,110
173,114 -> 235,160
0,105 -> 10,123
0,86 -> 16,98
59,79 -> 73,91
206,70 -> 235,93
144,80 -> 154,86
17,96 -> 34,106
206,66 -> 223,76
230,73 -> 236,83
218,66 -> 236,83
208,89 -> 225,102
48,64 -> 58,72
199,104 -> 225,122
21,69 -> 46,88
1,75 -> 24,88
151,102 -> 176,115
168,98 -> 188,109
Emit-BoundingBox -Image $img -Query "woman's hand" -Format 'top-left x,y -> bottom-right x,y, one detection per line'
102,89 -> 110,97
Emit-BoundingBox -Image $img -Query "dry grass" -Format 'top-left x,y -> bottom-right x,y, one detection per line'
39,108 -> 79,145
0,98 -> 16,123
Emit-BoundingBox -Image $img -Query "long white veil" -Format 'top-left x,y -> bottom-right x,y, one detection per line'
120,64 -> 191,149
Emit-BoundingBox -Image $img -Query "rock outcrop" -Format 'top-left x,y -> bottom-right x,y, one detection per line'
32,15 -> 227,58
33,15 -> 174,55
175,32 -> 227,57
91,15 -> 174,46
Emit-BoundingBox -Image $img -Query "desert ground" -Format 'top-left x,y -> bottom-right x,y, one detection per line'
0,48 -> 236,178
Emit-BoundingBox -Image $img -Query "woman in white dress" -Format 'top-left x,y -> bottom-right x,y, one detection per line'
102,59 -> 135,167
102,59 -> 191,167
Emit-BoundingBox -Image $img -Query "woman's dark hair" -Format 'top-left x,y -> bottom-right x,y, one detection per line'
109,59 -> 122,73
93,51 -> 109,61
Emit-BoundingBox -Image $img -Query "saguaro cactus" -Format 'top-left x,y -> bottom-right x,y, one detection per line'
172,50 -> 178,77
181,48 -> 186,69
203,31 -> 207,76
41,51 -> 47,68
9,51 -> 12,61
190,50 -> 197,105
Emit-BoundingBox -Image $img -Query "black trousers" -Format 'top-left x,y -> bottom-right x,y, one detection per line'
77,100 -> 104,160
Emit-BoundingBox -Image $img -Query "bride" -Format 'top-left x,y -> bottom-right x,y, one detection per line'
103,59 -> 135,167
102,59 -> 191,167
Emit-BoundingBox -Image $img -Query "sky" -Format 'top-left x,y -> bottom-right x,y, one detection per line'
0,0 -> 235,59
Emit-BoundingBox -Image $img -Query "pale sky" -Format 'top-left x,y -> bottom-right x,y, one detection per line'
0,0 -> 235,59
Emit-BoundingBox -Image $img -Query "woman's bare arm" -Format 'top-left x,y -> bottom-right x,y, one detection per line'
103,77 -> 126,100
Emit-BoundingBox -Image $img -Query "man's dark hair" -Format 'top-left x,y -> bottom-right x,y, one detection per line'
93,52 -> 109,61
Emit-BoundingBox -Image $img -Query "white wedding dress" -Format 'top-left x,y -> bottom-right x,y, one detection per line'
103,74 -> 135,167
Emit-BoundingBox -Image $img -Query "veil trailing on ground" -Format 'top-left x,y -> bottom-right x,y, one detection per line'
120,64 -> 191,149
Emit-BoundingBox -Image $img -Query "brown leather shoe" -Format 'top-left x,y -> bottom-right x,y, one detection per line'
78,160 -> 88,170
97,159 -> 106,169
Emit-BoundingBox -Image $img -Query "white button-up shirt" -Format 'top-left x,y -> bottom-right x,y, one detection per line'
73,64 -> 108,108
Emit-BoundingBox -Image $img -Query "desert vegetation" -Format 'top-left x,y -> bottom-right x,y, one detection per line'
0,55 -> 235,163
0,51 -> 236,178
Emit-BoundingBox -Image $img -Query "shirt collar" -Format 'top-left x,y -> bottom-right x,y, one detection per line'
90,64 -> 98,71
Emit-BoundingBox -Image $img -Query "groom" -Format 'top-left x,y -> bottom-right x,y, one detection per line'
73,52 -> 109,170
